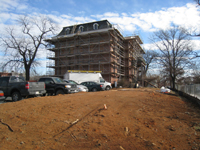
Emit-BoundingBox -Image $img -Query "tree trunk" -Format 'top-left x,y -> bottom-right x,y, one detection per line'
172,77 -> 175,90
25,66 -> 30,81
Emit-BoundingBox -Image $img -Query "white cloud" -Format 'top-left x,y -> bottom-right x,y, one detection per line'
0,13 -> 10,23
0,0 -> 28,12
1,2 -> 200,45
0,0 -> 18,12
92,3 -> 200,33
104,12 -> 119,17
0,13 -> 21,25
143,43 -> 158,51
192,40 -> 200,51
143,39 -> 200,51
1,1 -> 200,34
136,3 -> 200,31
46,14 -> 94,35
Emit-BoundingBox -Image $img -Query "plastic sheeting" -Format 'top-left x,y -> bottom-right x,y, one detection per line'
160,86 -> 171,93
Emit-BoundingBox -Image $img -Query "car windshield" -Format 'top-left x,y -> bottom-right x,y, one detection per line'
69,80 -> 78,85
80,82 -> 86,85
100,78 -> 105,83
53,77 -> 65,83
10,76 -> 25,82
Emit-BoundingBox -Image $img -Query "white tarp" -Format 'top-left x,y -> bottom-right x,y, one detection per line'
160,86 -> 170,93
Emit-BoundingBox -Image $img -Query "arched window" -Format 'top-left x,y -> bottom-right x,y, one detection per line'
65,28 -> 70,34
79,26 -> 84,32
93,23 -> 99,30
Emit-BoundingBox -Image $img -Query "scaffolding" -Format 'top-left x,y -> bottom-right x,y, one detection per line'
46,22 -> 145,85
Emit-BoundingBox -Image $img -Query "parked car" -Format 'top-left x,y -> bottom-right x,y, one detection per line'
64,79 -> 88,92
64,70 -> 112,90
0,90 -> 5,101
0,76 -> 46,101
38,77 -> 77,95
80,81 -> 103,92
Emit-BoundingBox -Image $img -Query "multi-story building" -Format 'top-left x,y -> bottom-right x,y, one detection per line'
45,20 -> 146,86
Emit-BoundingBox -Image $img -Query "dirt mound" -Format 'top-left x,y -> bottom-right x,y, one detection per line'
0,88 -> 200,150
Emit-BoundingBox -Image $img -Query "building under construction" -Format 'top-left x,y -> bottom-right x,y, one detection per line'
45,20 -> 146,86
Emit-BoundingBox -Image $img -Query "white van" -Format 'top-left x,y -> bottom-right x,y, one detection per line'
64,70 -> 112,90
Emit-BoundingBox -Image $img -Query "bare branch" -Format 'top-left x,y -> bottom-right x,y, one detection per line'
149,25 -> 196,89
1,15 -> 56,80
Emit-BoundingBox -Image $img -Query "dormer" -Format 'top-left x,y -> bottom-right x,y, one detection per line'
65,28 -> 70,34
93,23 -> 99,30
79,26 -> 84,32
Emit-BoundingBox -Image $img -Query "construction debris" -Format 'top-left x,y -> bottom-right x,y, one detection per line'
71,119 -> 79,125
160,86 -> 170,93
104,104 -> 107,110
125,127 -> 129,136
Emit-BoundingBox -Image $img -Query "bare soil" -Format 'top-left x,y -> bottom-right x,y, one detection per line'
0,88 -> 200,150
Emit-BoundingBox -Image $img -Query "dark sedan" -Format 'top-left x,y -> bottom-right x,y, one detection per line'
80,81 -> 103,92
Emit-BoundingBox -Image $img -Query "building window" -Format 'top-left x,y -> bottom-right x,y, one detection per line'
79,26 -> 84,32
107,22 -> 111,28
65,28 -> 70,34
93,23 -> 99,30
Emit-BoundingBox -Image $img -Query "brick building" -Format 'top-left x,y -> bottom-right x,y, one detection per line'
45,20 -> 146,86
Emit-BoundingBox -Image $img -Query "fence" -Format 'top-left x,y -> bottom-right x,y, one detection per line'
176,84 -> 200,100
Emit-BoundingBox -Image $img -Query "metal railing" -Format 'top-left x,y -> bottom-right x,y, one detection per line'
176,84 -> 200,100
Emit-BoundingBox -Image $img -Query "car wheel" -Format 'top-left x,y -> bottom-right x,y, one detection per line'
56,89 -> 65,95
12,91 -> 21,102
105,86 -> 110,90
92,88 -> 97,92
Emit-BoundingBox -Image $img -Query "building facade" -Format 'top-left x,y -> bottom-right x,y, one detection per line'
45,20 -> 146,86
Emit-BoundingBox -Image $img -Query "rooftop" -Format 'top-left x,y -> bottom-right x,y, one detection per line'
57,20 -> 112,36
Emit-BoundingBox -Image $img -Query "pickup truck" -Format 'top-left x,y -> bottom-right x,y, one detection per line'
0,76 -> 46,101
38,77 -> 77,95
0,90 -> 5,101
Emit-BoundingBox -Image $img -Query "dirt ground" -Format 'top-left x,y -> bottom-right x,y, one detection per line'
0,88 -> 200,150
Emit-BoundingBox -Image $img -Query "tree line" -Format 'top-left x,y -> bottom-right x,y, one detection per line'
143,0 -> 200,89
0,1 -> 200,89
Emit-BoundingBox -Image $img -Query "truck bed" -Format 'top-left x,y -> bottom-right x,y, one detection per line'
26,82 -> 46,96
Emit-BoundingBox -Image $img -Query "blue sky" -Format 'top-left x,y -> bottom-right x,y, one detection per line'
1,0 -> 199,42
0,0 -> 200,74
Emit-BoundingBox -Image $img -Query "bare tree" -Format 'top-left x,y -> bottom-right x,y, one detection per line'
149,25 -> 196,89
142,49 -> 159,87
0,15 -> 56,80
143,49 -> 158,75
